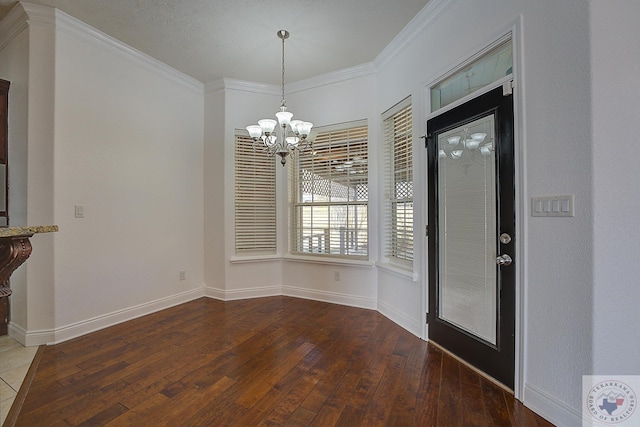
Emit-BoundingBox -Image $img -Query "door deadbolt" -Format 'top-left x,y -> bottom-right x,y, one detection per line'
496,254 -> 513,266
499,233 -> 512,244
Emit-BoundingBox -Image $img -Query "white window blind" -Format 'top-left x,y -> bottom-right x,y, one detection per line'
292,122 -> 368,259
234,133 -> 277,254
384,100 -> 413,265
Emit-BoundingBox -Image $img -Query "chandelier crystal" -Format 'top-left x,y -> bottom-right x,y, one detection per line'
246,30 -> 313,166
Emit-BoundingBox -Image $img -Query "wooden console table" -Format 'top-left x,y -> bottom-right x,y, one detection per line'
0,225 -> 58,335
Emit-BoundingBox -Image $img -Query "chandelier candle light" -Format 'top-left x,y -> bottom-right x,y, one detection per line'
246,30 -> 313,166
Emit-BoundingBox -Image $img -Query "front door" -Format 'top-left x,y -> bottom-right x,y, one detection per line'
427,84 -> 515,389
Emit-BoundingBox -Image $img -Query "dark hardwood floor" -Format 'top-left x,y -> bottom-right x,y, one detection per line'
11,297 -> 554,426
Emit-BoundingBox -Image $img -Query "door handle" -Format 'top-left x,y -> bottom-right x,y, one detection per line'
496,254 -> 512,266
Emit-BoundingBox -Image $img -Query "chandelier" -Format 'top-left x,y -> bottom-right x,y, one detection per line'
246,30 -> 313,166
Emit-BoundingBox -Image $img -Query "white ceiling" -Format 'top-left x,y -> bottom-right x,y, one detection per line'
0,0 -> 430,84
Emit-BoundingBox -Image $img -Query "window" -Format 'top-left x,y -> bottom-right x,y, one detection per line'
292,122 -> 368,259
384,99 -> 413,265
234,133 -> 277,254
430,39 -> 512,112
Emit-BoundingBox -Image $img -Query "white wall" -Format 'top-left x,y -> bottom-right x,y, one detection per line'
1,5 -> 206,344
377,269 -> 422,335
50,11 -> 205,341
519,4 -> 594,417
591,1 -> 640,375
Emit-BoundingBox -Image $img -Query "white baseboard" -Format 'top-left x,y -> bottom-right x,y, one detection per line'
205,284 -> 376,310
204,285 -> 282,301
524,382 -> 582,427
7,323 -> 44,347
13,285 -> 374,346
282,285 -> 377,310
19,287 -> 204,346
377,299 -> 422,337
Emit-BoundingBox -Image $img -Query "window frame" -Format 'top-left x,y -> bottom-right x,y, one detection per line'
290,120 -> 369,261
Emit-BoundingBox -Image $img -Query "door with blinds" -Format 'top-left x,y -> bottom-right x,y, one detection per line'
427,85 -> 515,389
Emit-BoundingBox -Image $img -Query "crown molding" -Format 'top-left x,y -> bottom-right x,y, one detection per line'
21,2 -> 56,26
210,78 -> 280,96
286,62 -> 376,94
53,7 -> 204,94
208,63 -> 376,96
203,78 -> 226,94
0,2 -> 29,51
212,62 -> 377,98
374,0 -> 456,69
1,2 -> 204,93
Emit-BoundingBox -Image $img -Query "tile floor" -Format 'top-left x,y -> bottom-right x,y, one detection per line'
0,335 -> 37,426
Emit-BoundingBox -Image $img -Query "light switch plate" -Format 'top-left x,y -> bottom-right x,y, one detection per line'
74,205 -> 85,218
531,195 -> 574,217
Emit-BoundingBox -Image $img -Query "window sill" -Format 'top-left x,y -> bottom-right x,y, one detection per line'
376,262 -> 417,281
230,254 -> 282,264
283,254 -> 373,268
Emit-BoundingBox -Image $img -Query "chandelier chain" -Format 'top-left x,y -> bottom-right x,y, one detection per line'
281,32 -> 286,108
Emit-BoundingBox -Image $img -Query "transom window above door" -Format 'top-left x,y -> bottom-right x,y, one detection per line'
430,39 -> 512,112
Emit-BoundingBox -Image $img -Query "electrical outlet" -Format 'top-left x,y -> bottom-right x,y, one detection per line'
334,271 -> 340,281
179,270 -> 186,281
